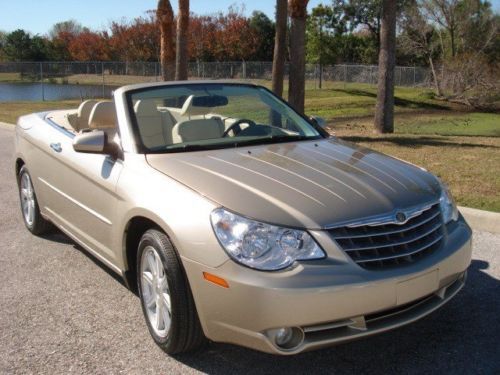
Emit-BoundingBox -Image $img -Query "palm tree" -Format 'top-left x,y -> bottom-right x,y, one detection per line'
272,0 -> 288,98
175,0 -> 190,80
157,0 -> 175,81
288,0 -> 309,114
374,0 -> 397,133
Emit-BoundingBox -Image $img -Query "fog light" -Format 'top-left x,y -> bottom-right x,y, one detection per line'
271,327 -> 304,350
275,327 -> 293,347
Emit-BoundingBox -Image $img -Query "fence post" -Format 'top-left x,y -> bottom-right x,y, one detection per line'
314,64 -> 317,90
101,62 -> 105,98
413,66 -> 416,87
343,64 -> 347,89
40,62 -> 45,101
319,63 -> 323,89
242,61 -> 247,80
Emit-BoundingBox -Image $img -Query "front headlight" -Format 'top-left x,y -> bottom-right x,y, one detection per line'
210,208 -> 325,271
439,181 -> 459,224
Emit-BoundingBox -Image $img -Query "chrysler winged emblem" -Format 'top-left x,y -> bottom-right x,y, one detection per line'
395,212 -> 407,223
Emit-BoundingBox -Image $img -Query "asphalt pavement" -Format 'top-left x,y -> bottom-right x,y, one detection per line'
0,126 -> 499,374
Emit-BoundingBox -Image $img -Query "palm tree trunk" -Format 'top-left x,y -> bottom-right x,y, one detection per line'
272,0 -> 288,98
175,0 -> 189,80
157,0 -> 175,81
374,0 -> 396,134
288,0 -> 309,114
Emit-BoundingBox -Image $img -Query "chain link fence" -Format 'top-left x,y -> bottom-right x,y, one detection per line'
0,61 -> 431,101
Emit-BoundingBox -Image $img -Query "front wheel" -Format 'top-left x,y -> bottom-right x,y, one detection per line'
18,166 -> 51,235
137,229 -> 206,354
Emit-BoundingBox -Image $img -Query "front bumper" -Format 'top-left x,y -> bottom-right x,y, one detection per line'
182,219 -> 472,355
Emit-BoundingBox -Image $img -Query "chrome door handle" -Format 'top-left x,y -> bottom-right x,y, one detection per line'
50,143 -> 62,153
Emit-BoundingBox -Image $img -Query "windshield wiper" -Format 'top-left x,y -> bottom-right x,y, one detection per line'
233,134 -> 314,147
156,143 -> 224,153
148,135 -> 319,154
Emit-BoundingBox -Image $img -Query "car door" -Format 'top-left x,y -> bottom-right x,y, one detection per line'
37,122 -> 123,266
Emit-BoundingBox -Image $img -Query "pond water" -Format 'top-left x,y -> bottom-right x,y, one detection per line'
0,82 -> 116,101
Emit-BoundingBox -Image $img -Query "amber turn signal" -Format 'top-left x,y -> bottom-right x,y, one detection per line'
203,272 -> 229,288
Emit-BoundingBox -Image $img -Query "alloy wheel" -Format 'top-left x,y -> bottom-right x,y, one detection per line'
20,172 -> 35,226
140,245 -> 172,338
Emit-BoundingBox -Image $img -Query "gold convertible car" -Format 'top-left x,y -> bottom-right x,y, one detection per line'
15,82 -> 472,355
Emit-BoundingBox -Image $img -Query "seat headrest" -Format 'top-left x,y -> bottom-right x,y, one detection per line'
77,99 -> 98,118
74,99 -> 98,131
134,100 -> 160,117
180,95 -> 212,118
88,101 -> 117,129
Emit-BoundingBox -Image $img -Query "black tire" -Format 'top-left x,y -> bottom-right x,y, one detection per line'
18,166 -> 52,235
137,229 -> 206,354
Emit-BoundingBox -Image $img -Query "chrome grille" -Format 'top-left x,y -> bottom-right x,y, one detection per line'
329,203 -> 444,270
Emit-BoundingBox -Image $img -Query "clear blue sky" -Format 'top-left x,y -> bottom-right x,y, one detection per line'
0,0 -> 324,35
1,0 -> 499,35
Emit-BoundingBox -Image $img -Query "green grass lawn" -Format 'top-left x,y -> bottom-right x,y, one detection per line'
333,127 -> 500,213
0,100 -> 81,124
0,84 -> 498,212
293,82 -> 461,119
0,73 -> 22,82
396,112 -> 500,137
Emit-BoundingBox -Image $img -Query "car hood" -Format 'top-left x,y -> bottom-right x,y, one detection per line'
146,138 -> 440,229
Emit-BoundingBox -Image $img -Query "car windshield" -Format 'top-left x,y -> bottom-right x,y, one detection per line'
127,83 -> 323,153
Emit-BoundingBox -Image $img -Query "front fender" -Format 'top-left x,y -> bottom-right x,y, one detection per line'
115,155 -> 230,272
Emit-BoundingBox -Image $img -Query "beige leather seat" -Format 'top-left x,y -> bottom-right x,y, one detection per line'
134,100 -> 175,148
88,101 -> 118,139
75,99 -> 98,131
172,95 -> 224,144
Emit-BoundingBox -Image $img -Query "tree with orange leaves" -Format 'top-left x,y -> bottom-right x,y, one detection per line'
67,30 -> 109,61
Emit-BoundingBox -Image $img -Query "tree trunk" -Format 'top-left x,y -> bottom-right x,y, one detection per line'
272,0 -> 288,98
157,0 -> 175,81
428,56 -> 443,97
175,0 -> 189,80
288,0 -> 309,114
374,0 -> 396,134
449,26 -> 456,58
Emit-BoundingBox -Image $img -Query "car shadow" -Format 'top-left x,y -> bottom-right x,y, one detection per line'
40,229 -> 131,293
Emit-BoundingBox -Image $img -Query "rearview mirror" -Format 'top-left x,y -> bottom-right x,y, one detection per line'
309,116 -> 327,128
192,95 -> 228,107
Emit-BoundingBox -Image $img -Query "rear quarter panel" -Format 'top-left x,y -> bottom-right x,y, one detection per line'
15,112 -> 69,216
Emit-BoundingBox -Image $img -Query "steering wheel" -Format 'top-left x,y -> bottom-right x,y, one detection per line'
222,119 -> 257,137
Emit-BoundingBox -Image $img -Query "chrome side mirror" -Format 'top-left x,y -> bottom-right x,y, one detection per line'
73,130 -> 106,153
